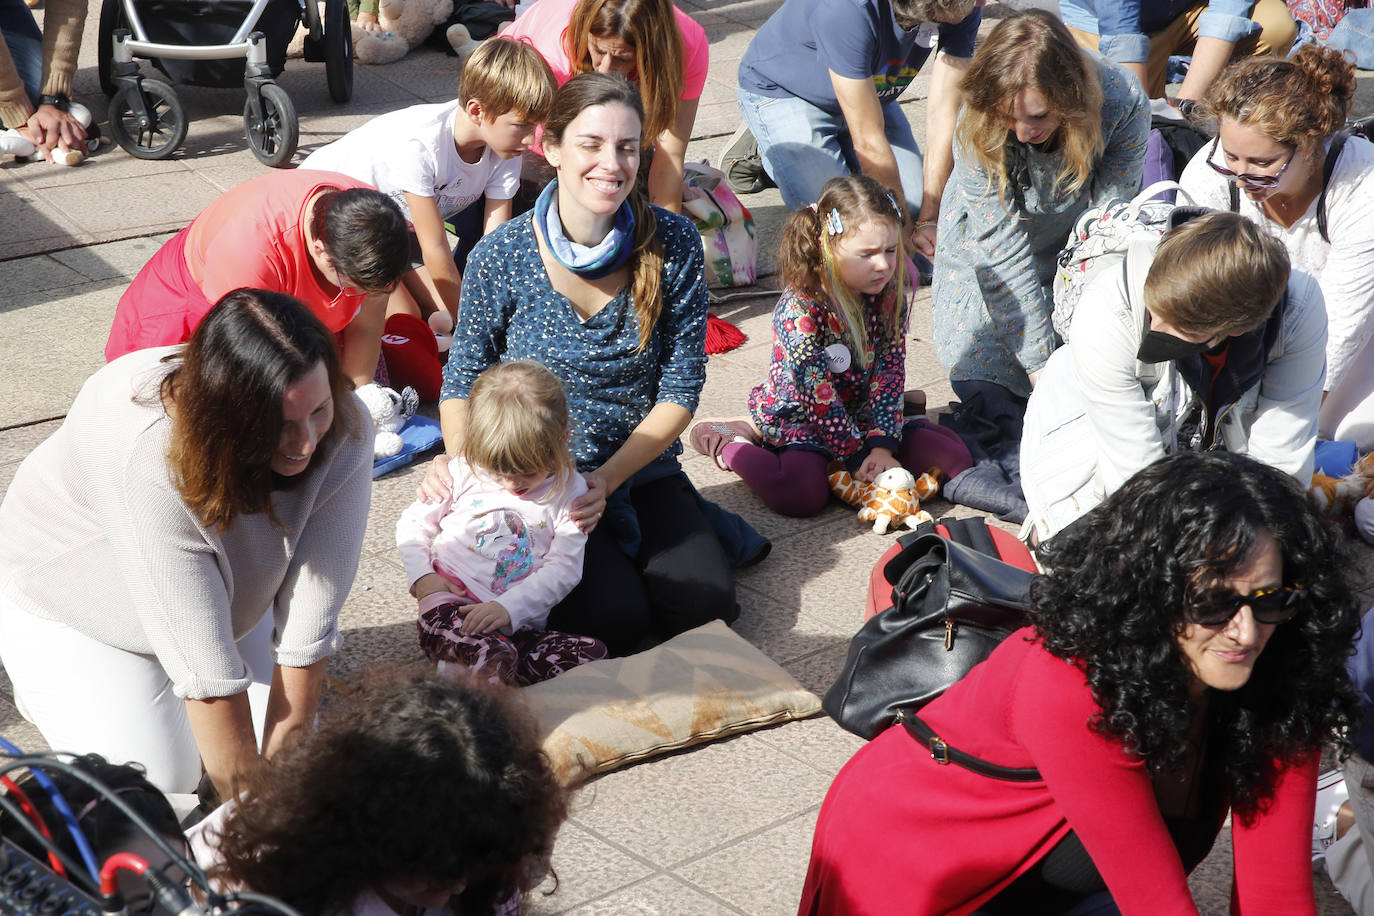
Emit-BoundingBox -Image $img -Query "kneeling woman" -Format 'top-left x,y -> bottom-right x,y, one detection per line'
801,451 -> 1360,915
0,290 -> 373,796
932,9 -> 1149,399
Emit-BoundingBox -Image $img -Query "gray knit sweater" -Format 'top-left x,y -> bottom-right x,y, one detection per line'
0,348 -> 374,700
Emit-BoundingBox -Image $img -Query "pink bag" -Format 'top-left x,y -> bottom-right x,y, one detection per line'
682,161 -> 757,288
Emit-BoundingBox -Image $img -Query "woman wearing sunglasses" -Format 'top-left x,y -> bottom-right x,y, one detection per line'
802,450 -> 1361,916
1179,45 -> 1374,452
105,170 -> 411,388
1018,210 -> 1325,543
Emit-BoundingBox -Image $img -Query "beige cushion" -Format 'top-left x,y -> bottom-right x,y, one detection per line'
522,620 -> 822,784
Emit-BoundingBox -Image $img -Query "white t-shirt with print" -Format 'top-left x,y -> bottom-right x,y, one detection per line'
300,100 -> 521,221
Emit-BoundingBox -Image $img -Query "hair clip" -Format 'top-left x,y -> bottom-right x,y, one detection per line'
826,207 -> 844,236
885,191 -> 902,216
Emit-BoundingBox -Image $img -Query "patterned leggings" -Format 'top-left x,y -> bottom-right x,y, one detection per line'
417,599 -> 608,686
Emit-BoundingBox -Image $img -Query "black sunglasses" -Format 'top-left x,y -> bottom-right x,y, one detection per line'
1184,584 -> 1305,627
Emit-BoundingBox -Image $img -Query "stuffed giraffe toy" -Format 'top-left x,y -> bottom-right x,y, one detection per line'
828,464 -> 939,534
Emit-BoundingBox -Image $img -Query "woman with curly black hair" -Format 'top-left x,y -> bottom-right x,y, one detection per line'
189,669 -> 568,916
800,451 -> 1361,916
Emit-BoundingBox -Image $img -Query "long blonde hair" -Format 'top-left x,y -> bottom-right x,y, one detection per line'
463,360 -> 578,502
776,176 -> 907,370
564,0 -> 683,143
956,9 -> 1104,202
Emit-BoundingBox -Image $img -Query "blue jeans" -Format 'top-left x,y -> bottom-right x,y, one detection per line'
0,0 -> 42,125
737,87 -> 924,214
1328,9 -> 1374,70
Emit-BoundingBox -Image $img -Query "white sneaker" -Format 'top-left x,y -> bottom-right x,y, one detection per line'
1313,768 -> 1349,860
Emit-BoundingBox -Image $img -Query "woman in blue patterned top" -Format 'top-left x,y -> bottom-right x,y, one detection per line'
931,9 -> 1149,400
421,73 -> 734,656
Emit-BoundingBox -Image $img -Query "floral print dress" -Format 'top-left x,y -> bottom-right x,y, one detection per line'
931,55 -> 1149,398
748,288 -> 908,460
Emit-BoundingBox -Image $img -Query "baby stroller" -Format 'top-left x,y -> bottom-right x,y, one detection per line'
96,0 -> 353,167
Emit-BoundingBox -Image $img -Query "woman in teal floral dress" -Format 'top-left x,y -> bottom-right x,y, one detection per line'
931,10 -> 1149,399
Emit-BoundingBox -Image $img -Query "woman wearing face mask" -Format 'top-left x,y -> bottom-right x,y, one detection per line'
1018,210 -> 1326,543
419,73 -> 740,658
802,450 -> 1361,916
1178,45 -> 1374,452
502,0 -> 707,213
930,9 -> 1149,402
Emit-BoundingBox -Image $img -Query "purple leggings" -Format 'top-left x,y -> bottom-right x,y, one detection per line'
722,419 -> 972,518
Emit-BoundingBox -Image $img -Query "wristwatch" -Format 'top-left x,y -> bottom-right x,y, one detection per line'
1174,98 -> 1200,120
38,93 -> 71,112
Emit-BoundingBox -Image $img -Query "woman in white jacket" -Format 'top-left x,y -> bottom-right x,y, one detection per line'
1180,45 -> 1374,450
1021,210 -> 1326,541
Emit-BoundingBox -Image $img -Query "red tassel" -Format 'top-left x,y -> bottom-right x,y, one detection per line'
705,312 -> 746,354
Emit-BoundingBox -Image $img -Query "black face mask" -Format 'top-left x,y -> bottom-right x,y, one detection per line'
1137,329 -> 1211,363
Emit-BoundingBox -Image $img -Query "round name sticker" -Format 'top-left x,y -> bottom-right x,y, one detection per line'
824,343 -> 852,373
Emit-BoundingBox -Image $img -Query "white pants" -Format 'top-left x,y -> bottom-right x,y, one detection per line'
1321,336 -> 1374,452
1330,752 -> 1374,914
0,598 -> 272,794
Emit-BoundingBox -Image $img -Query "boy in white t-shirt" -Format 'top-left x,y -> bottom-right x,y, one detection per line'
301,38 -> 556,323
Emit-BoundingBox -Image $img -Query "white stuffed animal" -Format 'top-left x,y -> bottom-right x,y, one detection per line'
289,0 -> 451,65
354,0 -> 452,64
356,383 -> 420,460
1,101 -> 95,166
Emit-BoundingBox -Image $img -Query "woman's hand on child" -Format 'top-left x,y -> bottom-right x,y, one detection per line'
418,454 -> 455,503
460,601 -> 511,635
856,448 -> 901,483
571,472 -> 608,533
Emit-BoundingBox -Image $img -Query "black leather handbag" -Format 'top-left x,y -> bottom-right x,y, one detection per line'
823,529 -> 1035,739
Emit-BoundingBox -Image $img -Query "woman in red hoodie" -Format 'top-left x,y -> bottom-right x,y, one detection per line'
801,451 -> 1360,915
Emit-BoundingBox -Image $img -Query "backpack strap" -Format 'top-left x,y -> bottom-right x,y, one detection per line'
1317,131 -> 1348,245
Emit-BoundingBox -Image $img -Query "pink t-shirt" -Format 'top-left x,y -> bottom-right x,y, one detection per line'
503,0 -> 709,101
184,169 -> 373,334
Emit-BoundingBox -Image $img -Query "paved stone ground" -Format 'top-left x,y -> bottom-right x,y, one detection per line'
2,1 -> 1372,912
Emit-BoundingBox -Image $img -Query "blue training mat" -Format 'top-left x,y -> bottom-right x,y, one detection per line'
372,415 -> 444,479
1315,439 -> 1359,479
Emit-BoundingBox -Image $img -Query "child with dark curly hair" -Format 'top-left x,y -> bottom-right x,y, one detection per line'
189,669 -> 568,916
801,451 -> 1362,915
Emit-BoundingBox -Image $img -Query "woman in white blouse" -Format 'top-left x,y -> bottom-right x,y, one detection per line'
1181,44 -> 1374,449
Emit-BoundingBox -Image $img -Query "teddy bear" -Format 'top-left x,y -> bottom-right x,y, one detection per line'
828,464 -> 938,535
356,383 -> 420,460
291,0 -> 452,65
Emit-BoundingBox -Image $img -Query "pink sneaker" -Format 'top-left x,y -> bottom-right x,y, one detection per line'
688,418 -> 761,471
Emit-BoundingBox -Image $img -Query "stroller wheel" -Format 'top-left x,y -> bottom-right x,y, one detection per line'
324,0 -> 353,104
244,83 -> 299,168
108,80 -> 187,160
